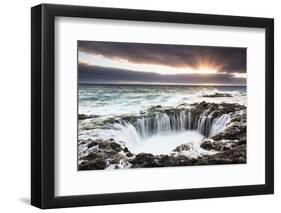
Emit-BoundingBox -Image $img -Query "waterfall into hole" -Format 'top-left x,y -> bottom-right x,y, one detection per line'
106,110 -> 231,155
136,111 -> 188,138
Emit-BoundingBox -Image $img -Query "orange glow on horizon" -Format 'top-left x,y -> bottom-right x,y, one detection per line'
78,52 -> 228,76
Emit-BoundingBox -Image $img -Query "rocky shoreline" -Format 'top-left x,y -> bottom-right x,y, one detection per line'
78,101 -> 246,170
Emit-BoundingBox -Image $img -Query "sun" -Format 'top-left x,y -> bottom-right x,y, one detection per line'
196,66 -> 218,74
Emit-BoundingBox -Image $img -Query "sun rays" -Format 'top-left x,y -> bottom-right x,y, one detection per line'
78,51 -> 226,76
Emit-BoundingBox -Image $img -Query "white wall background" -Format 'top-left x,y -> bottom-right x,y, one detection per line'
0,0 -> 279,212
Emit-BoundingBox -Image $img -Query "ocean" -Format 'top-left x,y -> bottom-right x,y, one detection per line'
79,84 -> 246,116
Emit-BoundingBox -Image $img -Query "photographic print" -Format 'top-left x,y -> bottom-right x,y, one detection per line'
78,41 -> 247,170
31,4 -> 274,208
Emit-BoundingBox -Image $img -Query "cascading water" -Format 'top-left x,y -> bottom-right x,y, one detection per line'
112,110 -> 230,140
107,121 -> 141,146
136,111 -> 188,138
197,113 -> 207,135
188,111 -> 192,129
209,114 -> 231,137
106,110 -> 230,155
196,111 -> 218,136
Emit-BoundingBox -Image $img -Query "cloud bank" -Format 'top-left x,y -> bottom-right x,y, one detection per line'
79,64 -> 246,85
79,41 -> 246,73
78,41 -> 246,85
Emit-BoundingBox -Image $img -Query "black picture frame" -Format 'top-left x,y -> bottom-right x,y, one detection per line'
31,3 -> 274,209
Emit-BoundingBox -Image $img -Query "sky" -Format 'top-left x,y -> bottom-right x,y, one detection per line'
78,41 -> 246,85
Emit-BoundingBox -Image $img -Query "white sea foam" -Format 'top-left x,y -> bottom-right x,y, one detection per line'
79,84 -> 246,116
132,130 -> 204,154
79,125 -> 213,157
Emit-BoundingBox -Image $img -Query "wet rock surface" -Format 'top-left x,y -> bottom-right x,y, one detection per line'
79,139 -> 132,170
78,114 -> 97,120
202,93 -> 233,98
201,145 -> 246,164
173,143 -> 191,152
78,101 -> 247,170
212,122 -> 246,141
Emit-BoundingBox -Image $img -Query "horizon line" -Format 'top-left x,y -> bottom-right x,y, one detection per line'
78,81 -> 246,87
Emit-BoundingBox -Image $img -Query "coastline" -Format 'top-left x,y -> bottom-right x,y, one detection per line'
78,101 -> 247,170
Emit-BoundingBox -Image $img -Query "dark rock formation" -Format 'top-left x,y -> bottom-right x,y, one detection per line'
173,143 -> 191,152
79,156 -> 107,170
129,153 -> 158,168
78,114 -> 97,120
212,122 -> 246,141
78,139 -> 131,170
202,93 -> 233,98
202,145 -> 246,164
200,140 -> 232,152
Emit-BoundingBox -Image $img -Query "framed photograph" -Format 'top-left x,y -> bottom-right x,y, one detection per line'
31,4 -> 274,209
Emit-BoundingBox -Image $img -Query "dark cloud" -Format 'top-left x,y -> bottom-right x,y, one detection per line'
79,64 -> 246,85
78,41 -> 246,73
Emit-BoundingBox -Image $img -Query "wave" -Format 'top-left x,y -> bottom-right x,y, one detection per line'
79,85 -> 246,116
